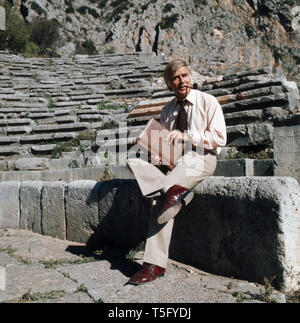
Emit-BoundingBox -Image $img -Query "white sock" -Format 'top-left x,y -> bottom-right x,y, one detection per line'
162,185 -> 172,193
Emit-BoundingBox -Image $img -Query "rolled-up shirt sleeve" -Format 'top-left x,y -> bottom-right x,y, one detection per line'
187,96 -> 227,151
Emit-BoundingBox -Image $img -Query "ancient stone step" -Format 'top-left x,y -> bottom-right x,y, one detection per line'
54,109 -> 76,117
85,77 -> 113,85
0,75 -> 11,81
127,99 -> 171,118
226,123 -> 273,147
69,94 -> 105,101
0,136 -> 20,145
31,144 -> 57,154
222,93 -> 289,114
222,67 -> 272,80
100,88 -> 152,98
96,124 -> 144,139
126,114 -> 160,127
78,115 -> 104,122
7,126 -> 32,135
0,146 -> 28,156
0,107 -> 49,114
230,78 -> 284,94
56,116 -> 77,124
213,85 -> 285,106
224,107 -> 290,126
20,132 -> 77,144
225,110 -> 264,125
128,83 -> 290,119
0,94 -> 29,102
28,112 -> 55,120
99,137 -> 137,150
14,158 -> 50,171
32,123 -> 90,134
11,72 -> 35,78
5,101 -> 48,108
76,108 -> 107,116
0,118 -> 34,127
96,127 -> 143,148
54,101 -> 82,108
211,74 -> 276,90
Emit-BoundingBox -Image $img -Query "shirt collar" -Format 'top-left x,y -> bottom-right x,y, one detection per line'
175,89 -> 196,106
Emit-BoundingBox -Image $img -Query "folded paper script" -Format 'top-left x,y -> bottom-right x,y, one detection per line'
137,118 -> 185,170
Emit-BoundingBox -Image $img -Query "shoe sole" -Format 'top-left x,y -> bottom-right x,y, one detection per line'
157,202 -> 182,225
157,191 -> 194,225
128,273 -> 165,285
182,190 -> 194,206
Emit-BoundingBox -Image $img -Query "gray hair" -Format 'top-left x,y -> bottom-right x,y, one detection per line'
164,60 -> 190,90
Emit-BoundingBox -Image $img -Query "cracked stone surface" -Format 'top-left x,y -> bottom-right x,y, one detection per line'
0,228 -> 287,303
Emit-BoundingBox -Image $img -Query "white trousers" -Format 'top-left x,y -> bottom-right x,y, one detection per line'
127,151 -> 217,268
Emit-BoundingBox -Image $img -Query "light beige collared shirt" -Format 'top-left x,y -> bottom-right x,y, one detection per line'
160,89 -> 227,154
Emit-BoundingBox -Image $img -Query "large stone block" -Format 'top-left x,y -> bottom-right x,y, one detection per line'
41,181 -> 66,240
14,158 -> 50,171
227,123 -> 273,147
215,159 -> 274,177
86,179 -> 151,253
274,135 -> 295,153
253,159 -> 274,176
214,159 -> 254,176
0,182 -> 20,229
274,117 -> 300,184
65,180 -> 100,243
169,177 -> 300,291
19,181 -> 43,233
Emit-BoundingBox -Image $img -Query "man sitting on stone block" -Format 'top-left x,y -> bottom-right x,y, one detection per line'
126,59 -> 227,285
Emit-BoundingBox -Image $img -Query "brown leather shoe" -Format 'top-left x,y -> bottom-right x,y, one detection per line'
157,185 -> 194,224
128,262 -> 166,285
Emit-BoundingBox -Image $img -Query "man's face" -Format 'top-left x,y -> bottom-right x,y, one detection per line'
169,66 -> 192,100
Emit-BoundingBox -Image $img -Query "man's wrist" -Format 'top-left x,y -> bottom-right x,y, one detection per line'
187,130 -> 193,142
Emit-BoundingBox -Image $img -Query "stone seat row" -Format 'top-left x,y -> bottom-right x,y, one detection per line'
94,122 -> 274,152
0,57 -> 167,81
0,93 -> 296,146
128,74 -> 297,119
0,53 -> 299,170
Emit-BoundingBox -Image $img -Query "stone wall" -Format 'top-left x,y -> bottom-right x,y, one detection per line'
0,177 -> 299,291
274,115 -> 300,184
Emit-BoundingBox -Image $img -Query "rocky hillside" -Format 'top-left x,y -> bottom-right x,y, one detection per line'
4,0 -> 300,83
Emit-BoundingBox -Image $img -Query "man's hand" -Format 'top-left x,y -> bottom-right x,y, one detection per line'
151,154 -> 162,166
166,130 -> 189,145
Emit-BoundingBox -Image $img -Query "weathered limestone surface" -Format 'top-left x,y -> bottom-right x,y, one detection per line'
14,158 -> 49,171
19,181 -> 43,234
274,115 -> 300,185
41,181 -> 66,240
0,181 -> 20,229
0,177 -> 299,291
170,176 -> 300,292
93,179 -> 151,251
214,158 -> 274,177
65,180 -> 101,243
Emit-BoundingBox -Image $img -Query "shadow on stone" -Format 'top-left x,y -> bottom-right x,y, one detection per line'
85,179 -> 151,261
169,182 -> 286,290
65,244 -> 142,278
